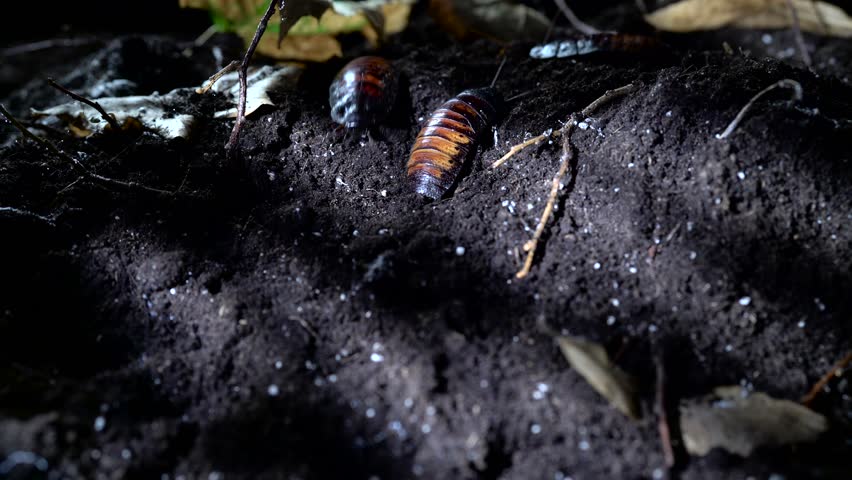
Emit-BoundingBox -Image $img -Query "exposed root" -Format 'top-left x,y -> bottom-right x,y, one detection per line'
516,83 -> 637,279
47,78 -> 121,132
715,79 -> 803,140
225,0 -> 280,157
1,105 -> 180,197
491,130 -> 556,169
801,351 -> 852,407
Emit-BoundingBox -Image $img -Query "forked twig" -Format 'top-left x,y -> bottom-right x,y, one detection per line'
517,83 -> 637,279
715,79 -> 802,139
0,207 -> 56,227
491,130 -> 556,169
801,351 -> 852,407
1,105 -> 176,197
196,60 -> 240,95
225,0 -> 280,156
47,78 -> 121,132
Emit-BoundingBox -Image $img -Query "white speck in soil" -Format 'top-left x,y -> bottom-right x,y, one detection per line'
652,468 -> 664,480
455,246 -> 465,256
649,324 -> 658,333
366,408 -> 376,418
328,374 -> 338,383
593,262 -> 601,270
607,316 -> 616,326
762,33 -> 774,45
169,288 -> 177,295
737,171 -> 746,180
208,472 -> 223,480
274,360 -> 283,369
725,344 -> 734,352
530,424 -> 542,434
370,353 -> 384,363
305,360 -> 316,371
798,320 -> 806,328
267,384 -> 279,396
426,405 -> 437,416
480,379 -> 489,388
94,416 -> 106,432
665,110 -> 672,117
404,398 -> 414,408
121,449 -> 132,460
629,266 -> 637,274
739,296 -> 752,306
814,297 -> 826,311
689,251 -> 698,260
421,424 -> 432,434
578,440 -> 590,451
611,298 -> 620,307
339,293 -> 347,301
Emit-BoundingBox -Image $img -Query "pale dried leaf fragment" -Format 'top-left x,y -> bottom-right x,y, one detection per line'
429,0 -> 550,42
210,64 -> 303,118
645,0 -> 852,37
557,336 -> 641,419
680,386 -> 828,457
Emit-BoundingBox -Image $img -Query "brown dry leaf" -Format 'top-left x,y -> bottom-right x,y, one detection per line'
680,386 -> 828,457
557,336 -> 640,419
645,0 -> 852,37
429,0 -> 550,42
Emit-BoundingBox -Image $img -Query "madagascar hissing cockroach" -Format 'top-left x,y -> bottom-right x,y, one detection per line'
329,56 -> 399,128
406,61 -> 506,200
529,33 -> 661,59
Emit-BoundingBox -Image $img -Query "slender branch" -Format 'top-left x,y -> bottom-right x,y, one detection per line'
0,207 -> 55,227
553,0 -> 604,35
1,104 -> 176,196
801,351 -> 852,407
517,83 -> 637,279
46,78 -> 122,132
785,0 -> 813,69
196,60 -> 240,95
225,0 -> 279,156
715,79 -> 802,139
491,130 -> 556,169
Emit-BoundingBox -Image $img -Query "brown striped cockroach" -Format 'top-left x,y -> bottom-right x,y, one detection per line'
406,60 -> 506,199
329,56 -> 399,128
530,33 -> 661,59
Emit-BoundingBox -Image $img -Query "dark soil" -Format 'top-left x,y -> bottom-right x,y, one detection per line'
2,3 -> 852,479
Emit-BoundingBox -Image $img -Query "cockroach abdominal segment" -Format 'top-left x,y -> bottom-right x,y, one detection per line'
329,56 -> 399,128
406,87 -> 504,199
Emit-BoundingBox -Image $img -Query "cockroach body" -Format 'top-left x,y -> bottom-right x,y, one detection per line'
407,87 -> 503,199
530,33 -> 661,59
329,56 -> 399,128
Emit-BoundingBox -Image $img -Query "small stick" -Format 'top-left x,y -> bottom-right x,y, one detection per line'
655,353 -> 676,469
226,0 -> 280,155
517,83 -> 637,279
1,105 -> 175,196
196,60 -> 240,94
785,0 -> 813,69
715,79 -> 802,140
491,130 -> 556,169
46,78 -> 121,132
553,0 -> 605,35
0,38 -> 99,57
801,351 -> 852,407
0,207 -> 55,227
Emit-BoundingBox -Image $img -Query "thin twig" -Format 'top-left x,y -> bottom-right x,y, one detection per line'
226,0 -> 280,156
553,0 -> 604,35
785,0 -> 813,69
196,60 -> 240,95
1,105 -> 176,196
491,130 -> 556,169
46,78 -> 121,132
0,38 -> 99,57
517,83 -> 637,279
655,353 -> 676,470
715,79 -> 803,140
801,351 -> 852,407
0,207 -> 56,227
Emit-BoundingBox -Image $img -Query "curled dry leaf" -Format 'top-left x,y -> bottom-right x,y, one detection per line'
181,0 -> 414,62
680,386 -> 828,457
211,64 -> 303,118
429,0 -> 550,42
557,336 -> 641,419
645,0 -> 852,37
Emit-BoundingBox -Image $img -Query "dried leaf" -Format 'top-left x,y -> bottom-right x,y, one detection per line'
645,0 -> 852,37
32,90 -> 196,139
680,386 -> 828,457
429,0 -> 550,42
182,0 -> 414,61
211,64 -> 303,118
557,336 -> 640,419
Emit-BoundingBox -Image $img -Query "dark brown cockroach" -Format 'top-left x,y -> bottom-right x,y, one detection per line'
329,56 -> 399,128
406,87 -> 504,199
529,33 -> 661,59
